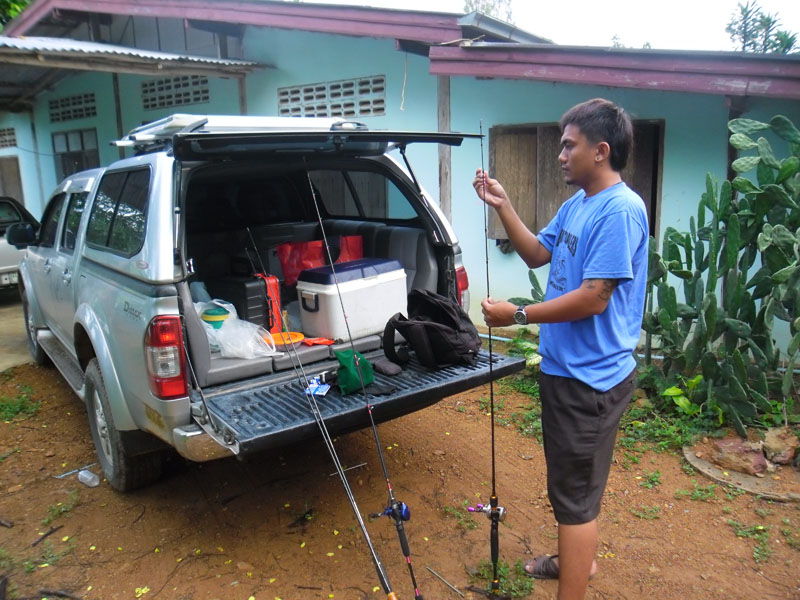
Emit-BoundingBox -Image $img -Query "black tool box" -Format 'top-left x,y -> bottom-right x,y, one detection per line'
205,276 -> 275,330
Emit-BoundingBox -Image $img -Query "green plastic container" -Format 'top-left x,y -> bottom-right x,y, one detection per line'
201,306 -> 229,329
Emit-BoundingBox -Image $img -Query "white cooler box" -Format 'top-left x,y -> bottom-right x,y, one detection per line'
296,258 -> 407,341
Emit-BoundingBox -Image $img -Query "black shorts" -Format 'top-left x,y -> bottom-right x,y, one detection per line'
540,369 -> 635,525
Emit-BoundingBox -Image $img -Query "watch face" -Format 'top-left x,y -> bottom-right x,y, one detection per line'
514,307 -> 526,325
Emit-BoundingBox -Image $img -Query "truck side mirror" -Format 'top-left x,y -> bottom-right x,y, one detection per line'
6,222 -> 37,249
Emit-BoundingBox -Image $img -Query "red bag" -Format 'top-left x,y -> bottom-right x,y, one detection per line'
276,235 -> 363,286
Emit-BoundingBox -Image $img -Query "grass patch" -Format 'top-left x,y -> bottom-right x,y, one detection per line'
675,480 -> 717,502
443,501 -> 478,531
42,490 -> 80,526
630,505 -> 661,520
471,558 -> 535,598
638,470 -> 662,489
0,385 -> 39,421
727,520 -> 772,563
618,406 -> 714,452
724,484 -> 746,501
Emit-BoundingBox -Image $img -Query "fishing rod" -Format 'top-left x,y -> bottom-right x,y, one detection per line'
468,120 -> 507,597
247,226 -> 398,600
304,166 -> 424,600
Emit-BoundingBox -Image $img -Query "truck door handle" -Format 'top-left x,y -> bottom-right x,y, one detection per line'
62,269 -> 72,285
43,259 -> 52,274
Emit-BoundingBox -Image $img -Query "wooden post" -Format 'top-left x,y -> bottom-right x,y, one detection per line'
437,75 -> 451,220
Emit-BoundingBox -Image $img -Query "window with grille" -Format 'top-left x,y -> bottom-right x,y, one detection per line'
52,129 -> 100,183
49,94 -> 97,122
141,75 -> 210,110
278,75 -> 386,118
0,128 -> 16,148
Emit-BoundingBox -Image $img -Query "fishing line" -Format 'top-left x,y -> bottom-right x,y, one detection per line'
474,120 -> 506,597
304,165 -> 424,600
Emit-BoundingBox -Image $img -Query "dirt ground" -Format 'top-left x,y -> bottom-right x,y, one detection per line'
1,362 -> 800,600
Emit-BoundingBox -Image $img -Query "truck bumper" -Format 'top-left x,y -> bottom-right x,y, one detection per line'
172,423 -> 235,462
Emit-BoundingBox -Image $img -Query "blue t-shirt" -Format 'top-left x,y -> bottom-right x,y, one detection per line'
536,181 -> 648,392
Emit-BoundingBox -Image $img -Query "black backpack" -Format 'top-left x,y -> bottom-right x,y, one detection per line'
383,289 -> 482,369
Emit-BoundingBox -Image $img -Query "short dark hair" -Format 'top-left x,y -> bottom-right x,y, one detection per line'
560,98 -> 634,172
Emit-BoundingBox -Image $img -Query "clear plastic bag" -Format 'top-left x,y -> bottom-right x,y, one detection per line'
194,300 -> 278,359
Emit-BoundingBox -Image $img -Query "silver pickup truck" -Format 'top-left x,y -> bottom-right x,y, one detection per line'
7,115 -> 524,491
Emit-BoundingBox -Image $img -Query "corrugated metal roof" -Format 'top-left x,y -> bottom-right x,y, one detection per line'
0,35 -> 259,67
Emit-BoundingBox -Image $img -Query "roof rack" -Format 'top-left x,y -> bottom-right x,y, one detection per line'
112,114 -> 369,153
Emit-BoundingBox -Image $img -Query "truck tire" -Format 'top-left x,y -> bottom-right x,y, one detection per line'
84,359 -> 164,491
21,290 -> 50,366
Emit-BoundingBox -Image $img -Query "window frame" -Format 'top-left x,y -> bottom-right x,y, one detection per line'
59,191 -> 90,255
37,193 -> 67,249
488,120 -> 663,241
85,166 -> 152,258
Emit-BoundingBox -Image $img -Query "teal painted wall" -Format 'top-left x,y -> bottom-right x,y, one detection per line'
447,76 -> 800,328
0,111 -> 43,212
0,70 -> 241,217
243,28 -> 442,204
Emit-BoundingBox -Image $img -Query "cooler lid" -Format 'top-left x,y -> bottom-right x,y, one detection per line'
298,258 -> 403,285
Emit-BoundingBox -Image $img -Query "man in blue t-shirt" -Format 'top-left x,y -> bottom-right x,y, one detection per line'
473,98 -> 648,599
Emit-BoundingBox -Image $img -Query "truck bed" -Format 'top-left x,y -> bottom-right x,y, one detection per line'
200,349 -> 525,455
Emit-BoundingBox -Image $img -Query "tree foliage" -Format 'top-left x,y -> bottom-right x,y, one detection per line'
0,0 -> 28,28
726,1 -> 797,53
463,0 -> 513,24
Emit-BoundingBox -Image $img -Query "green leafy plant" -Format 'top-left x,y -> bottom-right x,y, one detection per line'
642,114 -> 800,436
0,385 -> 39,421
42,490 -> 80,526
443,501 -> 478,531
675,480 -> 717,502
728,520 -> 772,563
505,326 -> 543,370
638,470 -> 662,489
630,505 -> 661,520
661,375 -> 704,416
471,558 -> 535,598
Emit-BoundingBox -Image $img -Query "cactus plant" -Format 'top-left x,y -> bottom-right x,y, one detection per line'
641,114 -> 799,436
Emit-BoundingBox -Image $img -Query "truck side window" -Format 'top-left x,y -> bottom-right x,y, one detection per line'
61,191 -> 89,253
38,193 -> 66,248
86,168 -> 150,256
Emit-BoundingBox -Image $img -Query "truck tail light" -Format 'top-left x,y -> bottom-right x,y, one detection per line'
456,266 -> 470,311
145,316 -> 187,399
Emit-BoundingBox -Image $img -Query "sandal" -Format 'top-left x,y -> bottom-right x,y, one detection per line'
524,554 -> 560,579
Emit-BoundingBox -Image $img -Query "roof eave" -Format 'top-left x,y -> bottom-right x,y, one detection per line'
429,45 -> 800,100
4,0 -> 466,44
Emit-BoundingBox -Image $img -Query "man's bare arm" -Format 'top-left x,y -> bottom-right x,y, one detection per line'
483,278 -> 619,326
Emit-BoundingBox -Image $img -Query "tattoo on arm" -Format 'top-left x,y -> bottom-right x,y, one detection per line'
583,278 -> 618,302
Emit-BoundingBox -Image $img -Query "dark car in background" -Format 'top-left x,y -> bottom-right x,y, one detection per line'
0,196 -> 38,289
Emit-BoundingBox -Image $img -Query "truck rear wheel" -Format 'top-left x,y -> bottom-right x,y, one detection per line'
85,359 -> 164,491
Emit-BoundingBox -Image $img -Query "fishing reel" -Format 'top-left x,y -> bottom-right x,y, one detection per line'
372,501 -> 411,522
468,503 -> 507,522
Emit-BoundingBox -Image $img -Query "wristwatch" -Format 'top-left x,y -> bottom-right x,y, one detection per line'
513,304 -> 528,325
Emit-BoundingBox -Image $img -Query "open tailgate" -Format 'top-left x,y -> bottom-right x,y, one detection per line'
198,349 -> 525,455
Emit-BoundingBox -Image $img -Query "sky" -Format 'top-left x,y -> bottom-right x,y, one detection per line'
305,0 -> 800,52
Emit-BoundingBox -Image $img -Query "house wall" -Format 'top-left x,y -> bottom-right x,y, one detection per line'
447,76 -> 800,329
243,28 -> 442,204
0,111 -> 43,210
0,70 -> 241,217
